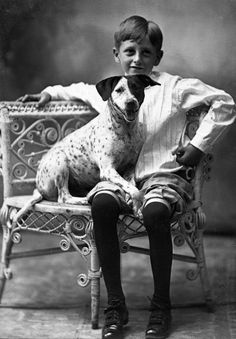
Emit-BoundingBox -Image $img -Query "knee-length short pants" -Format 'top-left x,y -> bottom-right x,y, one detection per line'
87,172 -> 193,221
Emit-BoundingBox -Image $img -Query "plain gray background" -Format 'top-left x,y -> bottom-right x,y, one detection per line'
0,0 -> 236,233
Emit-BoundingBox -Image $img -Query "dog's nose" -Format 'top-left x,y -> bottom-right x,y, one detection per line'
126,100 -> 138,111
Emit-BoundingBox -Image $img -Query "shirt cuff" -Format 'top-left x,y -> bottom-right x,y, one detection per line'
190,138 -> 211,153
41,86 -> 60,100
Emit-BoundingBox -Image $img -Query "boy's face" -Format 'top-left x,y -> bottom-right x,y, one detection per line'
113,36 -> 162,76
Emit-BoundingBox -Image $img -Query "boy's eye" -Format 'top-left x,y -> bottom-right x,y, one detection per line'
142,50 -> 152,56
124,49 -> 135,55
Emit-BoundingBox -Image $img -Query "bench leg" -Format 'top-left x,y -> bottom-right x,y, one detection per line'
197,230 -> 214,312
90,240 -> 101,329
0,224 -> 14,303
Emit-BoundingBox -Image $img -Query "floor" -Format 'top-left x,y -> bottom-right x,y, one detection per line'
0,233 -> 235,339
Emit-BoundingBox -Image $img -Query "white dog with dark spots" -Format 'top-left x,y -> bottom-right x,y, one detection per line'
13,74 -> 158,223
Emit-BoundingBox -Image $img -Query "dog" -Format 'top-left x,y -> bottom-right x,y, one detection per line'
13,74 -> 159,223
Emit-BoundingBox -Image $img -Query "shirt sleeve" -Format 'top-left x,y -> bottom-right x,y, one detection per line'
176,78 -> 236,152
41,82 -> 106,114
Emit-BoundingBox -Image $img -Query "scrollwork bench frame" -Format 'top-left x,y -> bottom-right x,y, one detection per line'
0,101 -> 213,330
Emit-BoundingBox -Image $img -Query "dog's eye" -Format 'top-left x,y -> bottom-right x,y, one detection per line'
129,84 -> 140,92
115,87 -> 125,94
131,84 -> 138,90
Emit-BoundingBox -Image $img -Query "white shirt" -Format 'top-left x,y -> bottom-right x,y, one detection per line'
43,71 -> 236,182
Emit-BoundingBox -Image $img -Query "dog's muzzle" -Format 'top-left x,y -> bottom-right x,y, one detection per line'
109,97 -> 140,123
122,100 -> 140,122
125,100 -> 139,121
124,109 -> 139,122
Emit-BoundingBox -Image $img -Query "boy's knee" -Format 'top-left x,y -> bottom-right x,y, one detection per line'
91,191 -> 120,217
143,201 -> 171,231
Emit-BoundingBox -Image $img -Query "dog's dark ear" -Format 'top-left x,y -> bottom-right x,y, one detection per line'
96,76 -> 122,101
136,74 -> 160,87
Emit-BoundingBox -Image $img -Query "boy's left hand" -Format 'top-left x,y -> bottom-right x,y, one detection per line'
174,144 -> 204,167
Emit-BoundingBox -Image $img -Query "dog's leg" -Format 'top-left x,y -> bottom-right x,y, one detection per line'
54,169 -> 88,205
12,189 -> 43,226
57,175 -> 88,205
38,149 -> 88,205
99,165 -> 143,216
123,167 -> 136,186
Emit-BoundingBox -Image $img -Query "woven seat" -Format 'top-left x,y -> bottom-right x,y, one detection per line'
0,101 -> 213,330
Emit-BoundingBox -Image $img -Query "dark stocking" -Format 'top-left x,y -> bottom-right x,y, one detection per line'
91,193 -> 125,304
143,201 -> 173,308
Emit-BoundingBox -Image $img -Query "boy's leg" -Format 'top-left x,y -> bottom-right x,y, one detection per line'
91,191 -> 125,303
91,192 -> 128,339
142,199 -> 172,338
143,199 -> 172,308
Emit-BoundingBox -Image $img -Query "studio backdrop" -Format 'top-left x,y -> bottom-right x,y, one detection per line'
0,0 -> 236,233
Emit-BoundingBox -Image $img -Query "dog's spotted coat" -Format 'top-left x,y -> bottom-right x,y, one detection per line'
14,75 -> 158,221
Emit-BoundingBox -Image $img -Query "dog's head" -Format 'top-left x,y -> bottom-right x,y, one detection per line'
96,75 -> 159,122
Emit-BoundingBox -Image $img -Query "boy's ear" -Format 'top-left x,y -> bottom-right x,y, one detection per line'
96,76 -> 122,101
113,47 -> 120,63
154,50 -> 164,66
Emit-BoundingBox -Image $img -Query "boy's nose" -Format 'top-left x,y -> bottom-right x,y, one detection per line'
133,52 -> 142,63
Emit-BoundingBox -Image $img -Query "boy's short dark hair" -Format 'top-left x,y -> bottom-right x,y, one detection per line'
114,15 -> 163,51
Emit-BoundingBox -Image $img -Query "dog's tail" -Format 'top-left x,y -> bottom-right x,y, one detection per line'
12,189 -> 43,226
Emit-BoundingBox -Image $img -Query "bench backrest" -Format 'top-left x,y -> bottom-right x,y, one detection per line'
0,101 -> 98,199
0,101 -> 211,203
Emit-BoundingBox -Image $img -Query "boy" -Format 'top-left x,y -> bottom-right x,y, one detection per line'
18,15 -> 235,339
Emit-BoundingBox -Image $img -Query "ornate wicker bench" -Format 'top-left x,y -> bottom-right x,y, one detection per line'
0,101 -> 213,329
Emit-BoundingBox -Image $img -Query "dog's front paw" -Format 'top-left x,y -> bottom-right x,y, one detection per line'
136,208 -> 143,219
129,188 -> 144,217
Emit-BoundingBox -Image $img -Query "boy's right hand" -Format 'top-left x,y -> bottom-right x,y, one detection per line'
17,92 -> 51,108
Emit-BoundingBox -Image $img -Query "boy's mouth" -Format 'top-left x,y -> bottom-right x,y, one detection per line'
130,66 -> 144,71
129,66 -> 145,74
